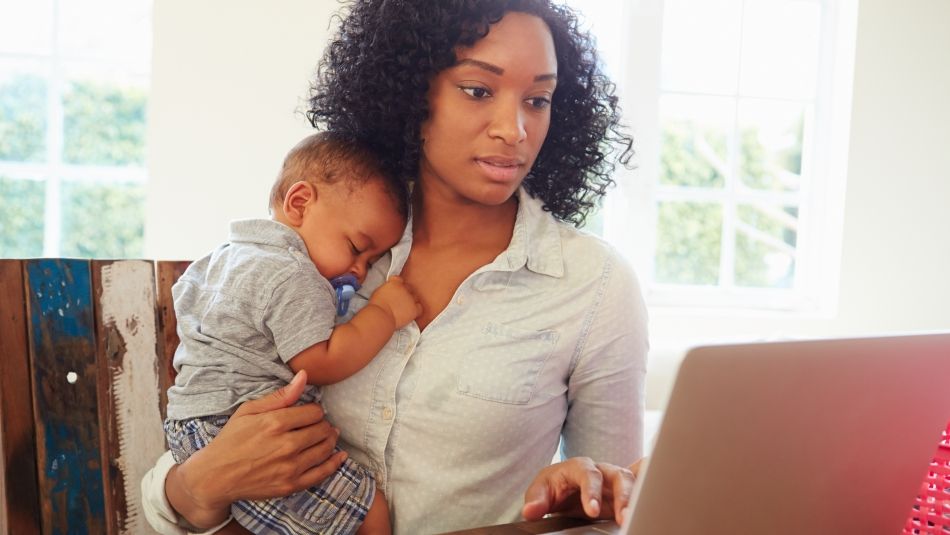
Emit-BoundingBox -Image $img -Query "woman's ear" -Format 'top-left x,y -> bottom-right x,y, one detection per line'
282,181 -> 317,226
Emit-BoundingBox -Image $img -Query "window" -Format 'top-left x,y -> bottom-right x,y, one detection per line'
567,0 -> 857,313
0,0 -> 152,259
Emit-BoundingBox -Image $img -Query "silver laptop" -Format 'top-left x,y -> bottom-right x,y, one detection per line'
553,333 -> 950,535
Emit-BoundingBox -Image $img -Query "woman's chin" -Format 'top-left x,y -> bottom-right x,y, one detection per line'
468,183 -> 521,207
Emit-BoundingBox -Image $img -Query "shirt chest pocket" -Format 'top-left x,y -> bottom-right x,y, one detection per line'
456,322 -> 559,405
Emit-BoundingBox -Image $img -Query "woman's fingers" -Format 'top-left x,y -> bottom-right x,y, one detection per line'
629,458 -> 645,477
571,458 -> 604,518
296,449 -> 348,490
167,382 -> 348,528
522,457 -> 603,520
185,391 -> 337,501
595,462 -> 636,524
269,402 -> 327,432
521,473 -> 556,520
522,457 -> 642,524
294,426 -> 340,469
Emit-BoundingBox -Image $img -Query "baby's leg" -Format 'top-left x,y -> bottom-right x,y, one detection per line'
356,491 -> 391,535
164,415 -> 230,464
231,453 -> 376,534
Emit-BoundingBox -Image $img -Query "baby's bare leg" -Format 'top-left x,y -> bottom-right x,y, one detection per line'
356,490 -> 391,535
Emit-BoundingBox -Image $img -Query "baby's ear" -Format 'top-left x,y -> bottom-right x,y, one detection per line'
282,181 -> 316,226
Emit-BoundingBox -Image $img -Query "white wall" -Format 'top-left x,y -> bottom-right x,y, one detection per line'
145,0 -> 950,409
145,0 -> 336,259
834,0 -> 950,336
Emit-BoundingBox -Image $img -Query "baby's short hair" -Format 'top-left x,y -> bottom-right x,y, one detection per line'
270,132 -> 408,218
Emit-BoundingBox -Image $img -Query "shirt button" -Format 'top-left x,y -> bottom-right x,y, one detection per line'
382,407 -> 394,420
456,294 -> 465,306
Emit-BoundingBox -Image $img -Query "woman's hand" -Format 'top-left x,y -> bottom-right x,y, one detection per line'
165,370 -> 346,529
521,457 -> 646,525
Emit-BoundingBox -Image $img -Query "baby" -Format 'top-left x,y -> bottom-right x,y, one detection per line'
164,132 -> 420,535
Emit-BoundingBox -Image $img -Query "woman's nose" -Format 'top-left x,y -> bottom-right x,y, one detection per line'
488,100 -> 527,145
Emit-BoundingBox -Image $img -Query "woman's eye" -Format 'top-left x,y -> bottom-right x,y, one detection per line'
460,86 -> 491,99
527,96 -> 551,110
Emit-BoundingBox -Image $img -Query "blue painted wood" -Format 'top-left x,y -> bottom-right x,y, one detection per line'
25,259 -> 106,535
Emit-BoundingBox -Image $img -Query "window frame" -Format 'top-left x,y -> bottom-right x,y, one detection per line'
583,0 -> 858,315
0,0 -> 150,258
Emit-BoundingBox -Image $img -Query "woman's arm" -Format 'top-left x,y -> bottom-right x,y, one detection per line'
142,371 -> 347,532
523,250 -> 649,525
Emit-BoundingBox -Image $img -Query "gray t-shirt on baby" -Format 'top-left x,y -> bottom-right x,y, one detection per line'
165,219 -> 335,421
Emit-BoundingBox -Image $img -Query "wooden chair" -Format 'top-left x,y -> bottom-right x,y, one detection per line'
0,259 -> 188,535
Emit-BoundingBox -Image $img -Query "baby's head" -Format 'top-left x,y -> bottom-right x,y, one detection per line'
271,132 -> 408,283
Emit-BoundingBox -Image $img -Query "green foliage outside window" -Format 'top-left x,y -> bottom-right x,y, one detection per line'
658,115 -> 803,288
0,74 -> 146,259
64,80 -> 147,166
0,175 -> 45,257
734,204 -> 797,288
656,201 -> 722,285
660,121 -> 727,188
0,74 -> 46,162
740,116 -> 804,191
61,181 -> 145,258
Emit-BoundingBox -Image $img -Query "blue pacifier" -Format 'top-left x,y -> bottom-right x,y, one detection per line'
329,274 -> 360,316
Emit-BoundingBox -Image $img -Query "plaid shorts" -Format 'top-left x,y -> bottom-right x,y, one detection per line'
165,415 -> 375,535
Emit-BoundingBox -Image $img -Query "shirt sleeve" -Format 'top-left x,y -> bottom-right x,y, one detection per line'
263,263 -> 338,363
561,249 -> 649,466
140,450 -> 233,535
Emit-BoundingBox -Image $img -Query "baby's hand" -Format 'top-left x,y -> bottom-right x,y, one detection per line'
368,276 -> 422,328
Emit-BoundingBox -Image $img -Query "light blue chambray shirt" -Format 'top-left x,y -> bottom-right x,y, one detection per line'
321,188 -> 649,535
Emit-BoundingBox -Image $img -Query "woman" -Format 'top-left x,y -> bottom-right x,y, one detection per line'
143,1 -> 648,533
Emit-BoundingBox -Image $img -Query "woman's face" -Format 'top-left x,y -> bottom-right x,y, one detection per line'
419,11 -> 557,207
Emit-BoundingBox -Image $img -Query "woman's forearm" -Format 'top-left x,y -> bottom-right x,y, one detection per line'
165,456 -> 232,529
148,374 -> 341,531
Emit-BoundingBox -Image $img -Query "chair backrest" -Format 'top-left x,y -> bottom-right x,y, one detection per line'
0,258 -> 190,535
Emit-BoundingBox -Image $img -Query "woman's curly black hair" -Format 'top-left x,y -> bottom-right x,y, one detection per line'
308,0 -> 633,226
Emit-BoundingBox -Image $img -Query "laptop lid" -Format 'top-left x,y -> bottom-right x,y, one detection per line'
618,333 -> 950,535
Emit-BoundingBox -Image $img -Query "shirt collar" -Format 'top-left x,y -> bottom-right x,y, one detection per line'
501,187 -> 565,278
228,219 -> 308,252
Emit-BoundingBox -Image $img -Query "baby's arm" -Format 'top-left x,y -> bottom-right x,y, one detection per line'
289,276 -> 421,385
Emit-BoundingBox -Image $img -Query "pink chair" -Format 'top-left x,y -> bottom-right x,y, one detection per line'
904,422 -> 950,534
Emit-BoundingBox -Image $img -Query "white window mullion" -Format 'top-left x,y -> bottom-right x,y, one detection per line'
42,0 -> 63,257
720,0 -> 747,291
655,186 -> 727,204
720,172 -> 737,290
0,162 -> 147,184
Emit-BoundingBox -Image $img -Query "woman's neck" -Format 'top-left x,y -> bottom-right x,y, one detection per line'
411,182 -> 518,250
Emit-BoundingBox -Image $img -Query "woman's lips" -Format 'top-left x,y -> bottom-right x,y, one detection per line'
475,158 -> 522,182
